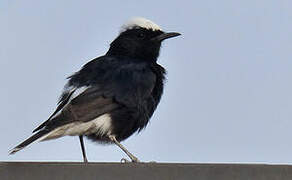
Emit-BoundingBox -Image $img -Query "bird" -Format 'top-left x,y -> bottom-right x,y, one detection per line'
9,17 -> 181,162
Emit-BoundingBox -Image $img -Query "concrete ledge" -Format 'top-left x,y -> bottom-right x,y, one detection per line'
1,162 -> 292,180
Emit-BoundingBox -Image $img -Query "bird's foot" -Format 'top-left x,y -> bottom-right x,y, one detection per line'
83,158 -> 88,163
121,158 -> 130,163
130,156 -> 140,163
120,157 -> 140,163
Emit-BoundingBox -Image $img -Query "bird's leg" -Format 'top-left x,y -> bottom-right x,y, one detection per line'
108,135 -> 140,163
79,135 -> 88,163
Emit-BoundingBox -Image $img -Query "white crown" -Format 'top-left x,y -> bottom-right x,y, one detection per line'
120,17 -> 162,33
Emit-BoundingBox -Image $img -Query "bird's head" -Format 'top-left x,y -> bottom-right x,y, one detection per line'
107,17 -> 181,62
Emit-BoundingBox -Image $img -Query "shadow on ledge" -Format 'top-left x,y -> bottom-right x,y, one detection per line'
1,162 -> 292,180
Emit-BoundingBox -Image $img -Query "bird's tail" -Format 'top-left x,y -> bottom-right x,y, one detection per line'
9,129 -> 49,155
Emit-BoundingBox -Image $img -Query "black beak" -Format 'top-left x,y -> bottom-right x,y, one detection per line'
152,32 -> 181,42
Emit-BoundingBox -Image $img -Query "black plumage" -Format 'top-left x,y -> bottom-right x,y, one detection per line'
10,17 -> 180,162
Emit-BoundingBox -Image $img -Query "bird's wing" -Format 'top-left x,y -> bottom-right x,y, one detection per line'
33,56 -> 156,133
33,85 -> 104,132
33,85 -> 121,132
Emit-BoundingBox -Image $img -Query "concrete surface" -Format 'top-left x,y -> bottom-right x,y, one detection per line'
1,162 -> 292,180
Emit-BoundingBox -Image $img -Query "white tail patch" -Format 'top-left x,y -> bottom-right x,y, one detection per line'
38,114 -> 112,141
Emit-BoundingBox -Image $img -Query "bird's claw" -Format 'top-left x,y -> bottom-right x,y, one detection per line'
121,158 -> 130,163
120,157 -> 140,163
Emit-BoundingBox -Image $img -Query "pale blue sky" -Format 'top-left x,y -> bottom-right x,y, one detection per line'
1,0 -> 292,163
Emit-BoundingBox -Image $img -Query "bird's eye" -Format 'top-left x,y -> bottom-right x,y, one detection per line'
137,33 -> 145,39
